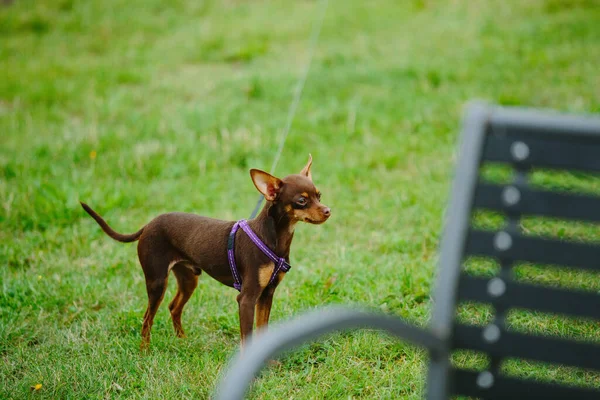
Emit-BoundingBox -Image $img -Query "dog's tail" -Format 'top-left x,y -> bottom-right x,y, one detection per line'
80,202 -> 144,243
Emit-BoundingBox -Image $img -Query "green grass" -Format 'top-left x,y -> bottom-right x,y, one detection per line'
1,0 -> 600,398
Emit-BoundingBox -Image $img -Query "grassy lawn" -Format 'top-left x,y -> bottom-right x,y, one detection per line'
2,0 -> 600,398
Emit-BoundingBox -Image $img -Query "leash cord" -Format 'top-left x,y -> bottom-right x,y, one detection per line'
249,0 -> 329,219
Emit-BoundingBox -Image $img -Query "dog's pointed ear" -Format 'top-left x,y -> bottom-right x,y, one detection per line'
250,169 -> 283,201
300,154 -> 313,181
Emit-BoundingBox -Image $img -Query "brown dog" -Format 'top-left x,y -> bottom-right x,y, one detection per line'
81,155 -> 330,349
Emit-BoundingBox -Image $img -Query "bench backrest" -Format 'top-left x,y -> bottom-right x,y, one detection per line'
429,103 -> 600,399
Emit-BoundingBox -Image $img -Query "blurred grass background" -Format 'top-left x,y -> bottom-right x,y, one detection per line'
1,0 -> 600,398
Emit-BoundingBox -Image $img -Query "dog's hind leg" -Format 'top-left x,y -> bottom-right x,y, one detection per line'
168,263 -> 200,338
140,277 -> 167,350
138,244 -> 172,351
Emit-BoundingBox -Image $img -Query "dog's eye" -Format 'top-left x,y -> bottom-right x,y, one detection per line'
296,197 -> 307,206
316,192 -> 322,201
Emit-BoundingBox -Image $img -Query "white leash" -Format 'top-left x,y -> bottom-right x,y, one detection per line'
250,0 -> 329,218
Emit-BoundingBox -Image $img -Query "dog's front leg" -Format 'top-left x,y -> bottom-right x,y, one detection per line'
237,290 -> 260,346
255,286 -> 275,332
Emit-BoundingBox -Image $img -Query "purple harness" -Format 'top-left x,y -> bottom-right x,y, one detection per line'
227,219 -> 291,292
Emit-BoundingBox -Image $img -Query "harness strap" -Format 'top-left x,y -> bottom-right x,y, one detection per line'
227,219 -> 291,292
227,221 -> 243,291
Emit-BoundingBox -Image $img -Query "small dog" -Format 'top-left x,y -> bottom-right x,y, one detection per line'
81,155 -> 330,349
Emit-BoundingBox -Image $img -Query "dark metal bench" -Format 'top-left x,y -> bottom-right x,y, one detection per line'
216,103 -> 600,399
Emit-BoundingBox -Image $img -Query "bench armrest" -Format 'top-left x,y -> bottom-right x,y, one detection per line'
215,306 -> 445,400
